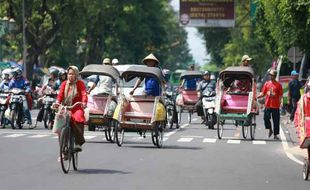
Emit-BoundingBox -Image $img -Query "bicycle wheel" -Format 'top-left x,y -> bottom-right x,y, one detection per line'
250,115 -> 256,140
217,116 -> 223,139
60,127 -> 71,174
114,121 -> 124,147
72,136 -> 78,171
155,122 -> 164,148
242,122 -> 248,139
104,127 -> 111,142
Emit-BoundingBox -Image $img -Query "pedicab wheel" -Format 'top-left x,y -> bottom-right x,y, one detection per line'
303,158 -> 309,180
154,122 -> 164,148
242,121 -> 248,139
217,116 -> 223,139
114,121 -> 124,147
177,106 -> 182,124
104,127 -> 111,142
60,127 -> 71,174
250,115 -> 256,140
71,137 -> 78,171
188,112 -> 192,124
108,121 -> 115,143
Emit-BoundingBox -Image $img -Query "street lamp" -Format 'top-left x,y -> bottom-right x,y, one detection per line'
0,16 -> 16,61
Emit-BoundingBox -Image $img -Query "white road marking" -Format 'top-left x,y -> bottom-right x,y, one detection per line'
163,137 -> 168,142
181,135 -> 204,138
52,136 -> 58,139
177,137 -> 193,142
193,118 -> 198,121
227,140 -> 241,144
252,140 -> 266,145
164,123 -> 188,138
28,134 -> 50,138
279,125 -> 303,165
84,135 -> 96,140
4,134 -> 27,138
203,138 -> 217,143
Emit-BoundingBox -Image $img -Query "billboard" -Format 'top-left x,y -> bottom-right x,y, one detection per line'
179,0 -> 235,27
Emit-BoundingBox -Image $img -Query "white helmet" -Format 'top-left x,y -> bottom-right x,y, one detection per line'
162,69 -> 171,76
2,68 -> 12,80
112,58 -> 119,65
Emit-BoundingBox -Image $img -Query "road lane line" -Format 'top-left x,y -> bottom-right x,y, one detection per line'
227,139 -> 241,144
279,125 -> 303,165
163,137 -> 168,142
84,135 -> 96,140
164,123 -> 188,137
28,134 -> 50,138
4,134 -> 27,138
193,118 -> 198,121
177,137 -> 193,142
203,138 -> 217,143
181,135 -> 203,138
252,140 -> 266,145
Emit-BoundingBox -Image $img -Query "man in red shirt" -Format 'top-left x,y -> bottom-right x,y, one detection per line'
257,69 -> 283,140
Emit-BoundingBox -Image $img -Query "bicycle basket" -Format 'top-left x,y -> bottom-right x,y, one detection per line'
52,106 -> 70,134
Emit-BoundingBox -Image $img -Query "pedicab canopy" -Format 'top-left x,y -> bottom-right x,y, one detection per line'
219,66 -> 254,87
179,71 -> 204,80
79,64 -> 120,83
121,65 -> 165,84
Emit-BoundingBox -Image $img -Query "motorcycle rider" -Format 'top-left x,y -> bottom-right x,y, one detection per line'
197,71 -> 216,124
8,67 -> 33,128
0,68 -> 13,90
55,70 -> 67,91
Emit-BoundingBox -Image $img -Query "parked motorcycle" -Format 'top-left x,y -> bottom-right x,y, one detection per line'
165,90 -> 178,129
202,91 -> 217,129
0,90 -> 10,128
9,88 -> 26,129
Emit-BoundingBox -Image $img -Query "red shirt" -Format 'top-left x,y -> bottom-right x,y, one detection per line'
261,80 -> 283,109
57,80 -> 88,123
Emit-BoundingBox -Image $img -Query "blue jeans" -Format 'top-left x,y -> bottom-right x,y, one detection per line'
264,108 -> 280,135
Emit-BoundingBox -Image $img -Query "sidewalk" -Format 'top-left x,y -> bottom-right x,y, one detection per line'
281,114 -> 307,161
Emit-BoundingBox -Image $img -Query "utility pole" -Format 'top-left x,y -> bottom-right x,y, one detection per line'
22,0 -> 27,77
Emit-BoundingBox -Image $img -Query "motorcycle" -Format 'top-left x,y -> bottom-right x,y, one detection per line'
202,91 -> 217,129
0,90 -> 10,128
34,86 -> 57,129
165,90 -> 178,129
9,88 -> 27,129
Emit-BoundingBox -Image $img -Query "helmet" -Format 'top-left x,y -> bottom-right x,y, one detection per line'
2,68 -> 12,80
204,71 -> 210,76
290,70 -> 298,76
58,69 -> 67,77
112,58 -> 119,65
12,67 -> 23,78
162,69 -> 171,76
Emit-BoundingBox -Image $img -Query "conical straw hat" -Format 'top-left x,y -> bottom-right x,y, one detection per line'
142,53 -> 159,65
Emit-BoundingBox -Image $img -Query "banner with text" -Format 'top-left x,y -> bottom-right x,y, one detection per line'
179,0 -> 235,27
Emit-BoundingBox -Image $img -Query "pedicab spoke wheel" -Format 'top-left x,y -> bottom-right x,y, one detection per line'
242,121 -> 248,139
217,116 -> 223,139
114,121 -> 124,147
188,112 -> 192,124
71,137 -> 78,171
303,158 -> 310,180
108,120 -> 115,143
60,127 -> 71,173
154,122 -> 164,148
250,115 -> 256,140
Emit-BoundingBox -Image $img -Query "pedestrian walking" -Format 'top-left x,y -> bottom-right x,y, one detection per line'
257,69 -> 283,140
288,70 -> 302,121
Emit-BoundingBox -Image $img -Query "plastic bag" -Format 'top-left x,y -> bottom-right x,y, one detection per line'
52,107 -> 69,134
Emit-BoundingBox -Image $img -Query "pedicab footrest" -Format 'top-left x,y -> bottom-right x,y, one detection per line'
123,112 -> 152,119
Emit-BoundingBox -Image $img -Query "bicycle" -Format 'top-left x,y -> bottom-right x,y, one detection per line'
53,102 -> 83,174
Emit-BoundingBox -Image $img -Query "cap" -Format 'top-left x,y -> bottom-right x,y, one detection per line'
290,70 -> 298,76
102,58 -> 111,65
112,58 -> 119,65
241,55 -> 252,62
269,69 -> 277,76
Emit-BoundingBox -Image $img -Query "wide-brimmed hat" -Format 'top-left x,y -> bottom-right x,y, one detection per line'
269,69 -> 277,76
142,53 -> 159,65
241,55 -> 252,62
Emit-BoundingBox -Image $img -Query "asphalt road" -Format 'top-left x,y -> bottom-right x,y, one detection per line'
0,110 -> 309,190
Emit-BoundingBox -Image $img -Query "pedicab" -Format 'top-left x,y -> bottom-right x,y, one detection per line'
215,66 -> 258,140
80,64 -> 120,142
176,71 -> 203,124
294,92 -> 310,180
112,65 -> 166,148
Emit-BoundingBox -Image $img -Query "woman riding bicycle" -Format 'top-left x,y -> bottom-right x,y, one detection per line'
55,66 -> 88,152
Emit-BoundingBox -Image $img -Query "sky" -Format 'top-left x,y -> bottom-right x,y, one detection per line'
170,0 -> 209,66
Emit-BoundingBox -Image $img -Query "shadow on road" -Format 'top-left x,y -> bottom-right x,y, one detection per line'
75,168 -> 130,175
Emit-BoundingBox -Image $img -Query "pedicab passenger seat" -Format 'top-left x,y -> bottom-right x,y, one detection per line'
182,90 -> 199,105
221,93 -> 248,113
87,95 -> 109,115
123,95 -> 156,120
